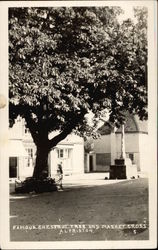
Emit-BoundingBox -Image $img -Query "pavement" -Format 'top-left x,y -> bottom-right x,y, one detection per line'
10,173 -> 129,193
9,176 -> 149,241
62,173 -> 128,187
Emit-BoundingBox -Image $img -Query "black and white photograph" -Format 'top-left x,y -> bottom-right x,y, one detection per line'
0,0 -> 157,249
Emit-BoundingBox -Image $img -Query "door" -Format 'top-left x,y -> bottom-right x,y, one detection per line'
89,155 -> 93,172
9,157 -> 17,178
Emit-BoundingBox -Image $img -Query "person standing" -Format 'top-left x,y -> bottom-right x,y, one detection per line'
57,162 -> 63,191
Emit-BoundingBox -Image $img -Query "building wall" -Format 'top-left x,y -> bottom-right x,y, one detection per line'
9,117 -> 23,140
44,133 -> 84,177
49,149 -> 58,177
18,157 -> 34,180
93,135 -> 111,153
9,119 -> 84,179
49,147 -> 73,177
91,132 -> 148,172
72,143 -> 84,174
115,132 -> 141,170
138,133 -> 149,174
115,133 -> 139,154
9,155 -> 34,180
9,118 -> 34,180
92,135 -> 111,171
50,142 -> 84,177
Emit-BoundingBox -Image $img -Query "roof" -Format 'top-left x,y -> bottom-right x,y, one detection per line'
98,114 -> 148,135
98,123 -> 112,135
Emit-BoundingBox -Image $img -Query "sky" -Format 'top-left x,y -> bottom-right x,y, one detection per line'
117,5 -> 136,23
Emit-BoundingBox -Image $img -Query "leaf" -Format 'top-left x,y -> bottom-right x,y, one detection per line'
9,6 -> 147,141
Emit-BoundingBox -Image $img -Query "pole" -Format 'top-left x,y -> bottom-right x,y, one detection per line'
120,124 -> 126,159
110,126 -> 116,164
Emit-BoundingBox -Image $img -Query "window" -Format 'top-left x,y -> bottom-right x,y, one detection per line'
26,148 -> 33,167
57,149 -> 63,158
126,153 -> 134,163
27,148 -> 33,158
96,153 -> 111,166
23,120 -> 30,134
25,127 -> 30,134
57,149 -> 70,159
129,153 -> 134,162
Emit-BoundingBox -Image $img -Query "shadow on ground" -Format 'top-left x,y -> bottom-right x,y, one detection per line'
10,178 -> 149,241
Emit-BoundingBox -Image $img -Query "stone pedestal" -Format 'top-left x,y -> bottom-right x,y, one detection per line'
110,158 -> 138,179
109,123 -> 138,180
110,158 -> 127,179
109,124 -> 127,179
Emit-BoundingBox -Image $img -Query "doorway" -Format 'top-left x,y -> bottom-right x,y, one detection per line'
9,157 -> 18,178
89,155 -> 93,172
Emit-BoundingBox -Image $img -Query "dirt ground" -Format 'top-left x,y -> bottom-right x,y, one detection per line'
10,177 -> 149,241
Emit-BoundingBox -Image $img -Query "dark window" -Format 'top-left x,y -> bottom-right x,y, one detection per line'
57,149 -> 70,159
96,153 -> 111,166
129,153 -> 134,163
57,149 -> 64,158
25,128 -> 29,134
27,148 -> 33,158
26,148 -> 33,167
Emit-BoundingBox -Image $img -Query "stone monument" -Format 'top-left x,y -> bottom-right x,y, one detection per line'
109,124 -> 137,179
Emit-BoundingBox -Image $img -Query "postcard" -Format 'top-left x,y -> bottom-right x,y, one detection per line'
0,1 -> 157,249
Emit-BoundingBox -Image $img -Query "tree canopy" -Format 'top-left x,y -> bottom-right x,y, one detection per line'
9,7 -> 148,177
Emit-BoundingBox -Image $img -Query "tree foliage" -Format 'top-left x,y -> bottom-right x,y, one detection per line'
9,7 -> 147,177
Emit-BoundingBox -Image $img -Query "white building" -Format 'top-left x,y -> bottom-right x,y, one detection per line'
85,114 -> 149,175
9,117 -> 36,180
9,118 -> 84,180
49,133 -> 84,177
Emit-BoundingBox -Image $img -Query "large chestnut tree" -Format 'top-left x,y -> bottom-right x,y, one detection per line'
9,7 -> 147,178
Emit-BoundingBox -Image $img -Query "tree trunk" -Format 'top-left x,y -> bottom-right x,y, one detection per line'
31,113 -> 86,179
33,145 -> 50,179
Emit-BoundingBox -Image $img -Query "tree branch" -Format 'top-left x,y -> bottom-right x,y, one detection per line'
24,112 -> 39,145
48,113 -> 85,150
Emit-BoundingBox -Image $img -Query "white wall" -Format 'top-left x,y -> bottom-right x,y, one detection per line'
116,133 -> 139,154
9,117 -> 23,140
50,143 -> 84,176
18,157 -> 34,180
115,132 -> 150,172
72,143 -> 84,174
94,132 -> 141,170
93,135 -> 111,153
9,121 -> 85,177
138,133 -> 149,174
93,131 -> 149,174
116,133 -> 140,170
49,149 -> 58,177
49,132 -> 83,144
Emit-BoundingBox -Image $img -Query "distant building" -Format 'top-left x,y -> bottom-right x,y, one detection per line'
9,117 -> 84,180
84,114 -> 148,175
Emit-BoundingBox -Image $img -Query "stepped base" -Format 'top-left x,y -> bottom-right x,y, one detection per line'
110,158 -> 138,179
110,164 -> 127,179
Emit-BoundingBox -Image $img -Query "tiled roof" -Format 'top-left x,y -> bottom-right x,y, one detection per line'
116,114 -> 148,133
98,114 -> 148,135
97,123 -> 112,135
